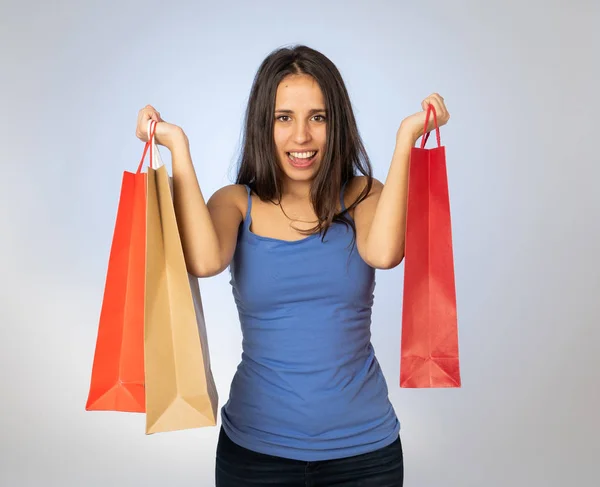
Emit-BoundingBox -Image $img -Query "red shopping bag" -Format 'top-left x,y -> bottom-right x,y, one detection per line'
400,104 -> 461,388
85,124 -> 156,411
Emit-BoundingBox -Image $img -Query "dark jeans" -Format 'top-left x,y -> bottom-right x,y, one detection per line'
215,427 -> 403,486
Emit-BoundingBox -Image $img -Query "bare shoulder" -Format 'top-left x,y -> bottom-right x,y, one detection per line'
207,183 -> 248,215
343,175 -> 383,211
203,184 -> 248,275
346,176 -> 385,267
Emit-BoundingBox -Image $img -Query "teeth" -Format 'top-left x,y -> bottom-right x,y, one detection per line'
289,151 -> 316,159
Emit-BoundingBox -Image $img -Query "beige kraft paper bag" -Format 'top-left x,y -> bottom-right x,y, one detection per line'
144,121 -> 218,434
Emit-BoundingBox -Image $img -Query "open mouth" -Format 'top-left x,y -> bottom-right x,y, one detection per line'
286,150 -> 318,168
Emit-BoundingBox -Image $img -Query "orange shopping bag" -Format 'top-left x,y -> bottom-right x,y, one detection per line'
400,103 -> 461,388
85,124 -> 157,412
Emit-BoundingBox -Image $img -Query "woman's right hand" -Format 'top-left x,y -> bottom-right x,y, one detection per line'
135,104 -> 186,150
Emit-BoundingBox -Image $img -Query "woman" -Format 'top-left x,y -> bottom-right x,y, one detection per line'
136,45 -> 449,486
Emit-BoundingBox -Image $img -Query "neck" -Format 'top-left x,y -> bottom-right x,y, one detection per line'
281,179 -> 312,201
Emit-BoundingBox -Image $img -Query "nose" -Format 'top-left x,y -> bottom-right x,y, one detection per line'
292,120 -> 311,144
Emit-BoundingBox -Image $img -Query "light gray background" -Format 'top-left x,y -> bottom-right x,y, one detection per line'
1,0 -> 598,486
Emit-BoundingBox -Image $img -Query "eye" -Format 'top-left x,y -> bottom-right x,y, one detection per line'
312,115 -> 327,122
276,115 -> 291,122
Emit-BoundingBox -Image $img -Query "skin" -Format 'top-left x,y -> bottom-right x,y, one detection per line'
253,74 -> 327,237
273,74 -> 327,191
135,76 -> 449,276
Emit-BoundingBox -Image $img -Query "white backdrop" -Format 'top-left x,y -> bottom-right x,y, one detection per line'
1,0 -> 598,485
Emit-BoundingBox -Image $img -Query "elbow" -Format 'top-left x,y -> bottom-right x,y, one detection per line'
187,256 -> 224,278
364,246 -> 405,270
374,255 -> 404,270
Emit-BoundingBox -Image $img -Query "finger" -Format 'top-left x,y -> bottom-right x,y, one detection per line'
431,99 -> 444,123
421,99 -> 439,130
139,105 -> 154,117
136,112 -> 153,139
431,93 -> 448,119
139,107 -> 152,120
429,94 -> 442,109
427,96 -> 444,118
423,95 -> 438,111
149,108 -> 161,123
143,109 -> 159,123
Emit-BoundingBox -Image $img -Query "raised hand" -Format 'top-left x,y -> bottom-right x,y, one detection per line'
397,93 -> 450,143
135,104 -> 185,150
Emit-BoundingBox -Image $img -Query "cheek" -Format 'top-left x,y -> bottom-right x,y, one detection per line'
316,125 -> 327,145
273,127 -> 288,152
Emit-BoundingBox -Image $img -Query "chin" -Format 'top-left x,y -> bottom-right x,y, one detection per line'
279,165 -> 321,184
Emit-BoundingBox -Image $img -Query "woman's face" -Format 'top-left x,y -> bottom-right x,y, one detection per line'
273,74 -> 327,185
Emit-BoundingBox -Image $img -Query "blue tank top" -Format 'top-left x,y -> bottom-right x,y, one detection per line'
220,184 -> 400,461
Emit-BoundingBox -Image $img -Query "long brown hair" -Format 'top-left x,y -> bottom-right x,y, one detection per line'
235,45 -> 373,242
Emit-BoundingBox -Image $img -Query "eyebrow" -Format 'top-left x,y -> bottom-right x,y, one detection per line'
274,108 -> 327,114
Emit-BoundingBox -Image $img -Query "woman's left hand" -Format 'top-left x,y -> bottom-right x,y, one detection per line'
397,93 -> 450,144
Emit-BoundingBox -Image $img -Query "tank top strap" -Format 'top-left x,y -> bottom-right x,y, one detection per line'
340,180 -> 349,211
243,184 -> 252,229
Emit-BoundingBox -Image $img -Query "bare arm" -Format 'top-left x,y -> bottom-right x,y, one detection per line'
170,132 -> 243,277
135,105 -> 243,277
353,93 -> 450,269
353,135 -> 412,269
